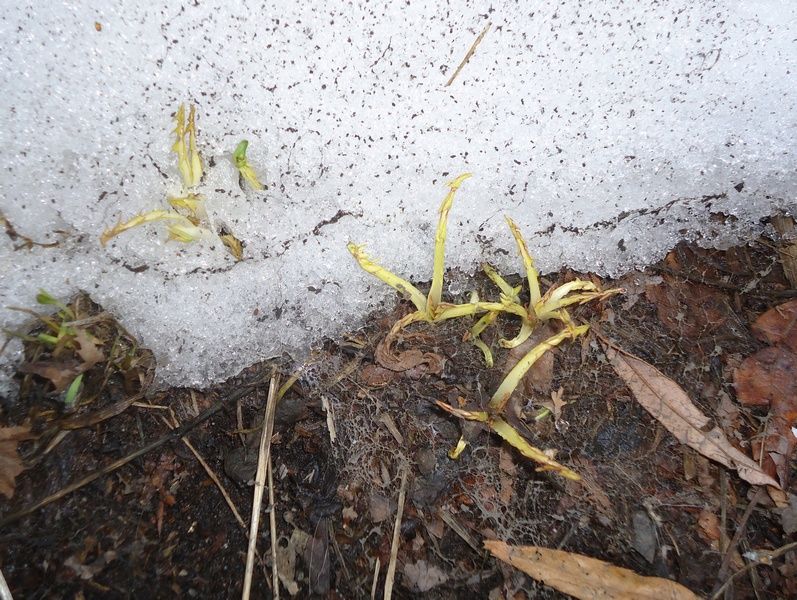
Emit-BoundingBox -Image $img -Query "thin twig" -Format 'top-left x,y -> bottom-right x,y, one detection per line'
439,508 -> 482,555
371,557 -> 381,600
708,539 -> 797,600
242,375 -> 279,600
445,21 -> 492,87
0,369 -> 273,529
384,467 -> 408,600
716,486 -> 766,584
162,411 -> 246,532
329,521 -> 351,581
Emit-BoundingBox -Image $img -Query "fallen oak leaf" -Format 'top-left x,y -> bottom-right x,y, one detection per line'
604,342 -> 781,490
0,425 -> 33,499
485,541 -> 700,600
18,359 -> 84,393
72,328 -> 104,368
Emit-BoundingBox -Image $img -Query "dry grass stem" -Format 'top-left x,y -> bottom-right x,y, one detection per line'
242,375 -> 279,600
384,466 -> 408,600
446,21 -> 492,86
371,557 -> 381,600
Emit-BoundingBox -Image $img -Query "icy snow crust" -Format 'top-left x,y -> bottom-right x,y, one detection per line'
1,1 -> 795,392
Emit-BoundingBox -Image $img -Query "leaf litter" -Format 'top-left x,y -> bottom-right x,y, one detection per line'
1,238 -> 797,598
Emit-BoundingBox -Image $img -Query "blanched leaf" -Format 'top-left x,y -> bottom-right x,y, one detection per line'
605,344 -> 780,489
485,541 -> 700,600
436,402 -> 580,481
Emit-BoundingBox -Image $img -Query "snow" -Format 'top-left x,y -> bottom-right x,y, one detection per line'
1,1 -> 796,393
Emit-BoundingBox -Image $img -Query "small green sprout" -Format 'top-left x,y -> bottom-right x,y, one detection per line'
64,373 -> 83,406
172,103 -> 203,188
36,289 -> 75,321
232,140 -> 266,191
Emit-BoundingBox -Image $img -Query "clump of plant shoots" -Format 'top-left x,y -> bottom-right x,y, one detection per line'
348,174 -> 624,480
101,104 -> 244,260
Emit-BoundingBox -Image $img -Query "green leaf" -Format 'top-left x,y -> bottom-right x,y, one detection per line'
64,373 -> 83,405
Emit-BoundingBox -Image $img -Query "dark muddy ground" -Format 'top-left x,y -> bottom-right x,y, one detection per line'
1,236 -> 796,599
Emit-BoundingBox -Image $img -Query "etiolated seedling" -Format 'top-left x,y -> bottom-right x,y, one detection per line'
101,104 -> 247,260
349,175 -> 624,480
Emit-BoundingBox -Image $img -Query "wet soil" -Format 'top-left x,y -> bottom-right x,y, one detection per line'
1,239 -> 796,599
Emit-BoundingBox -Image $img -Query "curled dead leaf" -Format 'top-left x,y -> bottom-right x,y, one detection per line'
359,364 -> 397,386
375,334 -> 444,375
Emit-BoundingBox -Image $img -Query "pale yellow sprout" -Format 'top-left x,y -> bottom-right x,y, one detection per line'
428,173 -> 472,315
101,210 -> 193,246
463,309 -> 499,367
488,324 -> 589,411
484,219 -> 623,348
482,263 -> 521,304
165,223 -> 216,243
168,194 -> 207,223
436,400 -> 581,481
347,242 -> 429,314
505,216 -> 541,304
349,174 -> 490,331
172,103 -> 203,188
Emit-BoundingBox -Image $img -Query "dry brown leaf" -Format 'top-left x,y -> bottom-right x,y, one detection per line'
646,276 -> 731,341
73,328 -> 105,368
605,344 -> 781,490
18,360 -> 83,392
403,560 -> 449,593
0,425 -> 32,499
359,364 -> 397,386
751,299 -> 797,349
375,335 -> 444,375
485,541 -> 700,600
734,346 -> 797,407
697,509 -> 721,544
